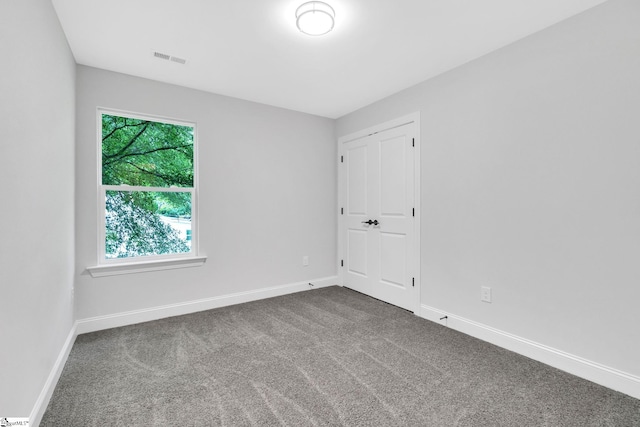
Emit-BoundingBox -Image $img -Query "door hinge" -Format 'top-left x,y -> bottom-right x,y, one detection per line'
341,155 -> 343,163
341,207 -> 344,215
341,259 -> 344,267
412,277 -> 415,287
412,207 -> 415,217
412,138 -> 415,147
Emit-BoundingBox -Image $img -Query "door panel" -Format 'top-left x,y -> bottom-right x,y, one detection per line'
380,135 -> 407,217
347,144 -> 368,216
347,229 -> 368,277
379,232 -> 406,288
341,122 -> 416,311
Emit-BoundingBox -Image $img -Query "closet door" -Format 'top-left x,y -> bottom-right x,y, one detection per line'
342,122 -> 416,311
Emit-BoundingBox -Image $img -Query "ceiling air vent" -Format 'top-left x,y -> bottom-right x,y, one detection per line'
153,51 -> 171,60
153,51 -> 186,65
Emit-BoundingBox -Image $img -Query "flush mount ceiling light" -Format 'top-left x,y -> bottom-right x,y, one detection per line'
296,1 -> 335,36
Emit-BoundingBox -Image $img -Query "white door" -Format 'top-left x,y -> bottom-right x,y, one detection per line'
341,122 -> 417,311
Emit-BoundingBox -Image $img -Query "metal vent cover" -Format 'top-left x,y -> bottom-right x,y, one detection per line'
153,51 -> 186,65
153,51 -> 171,60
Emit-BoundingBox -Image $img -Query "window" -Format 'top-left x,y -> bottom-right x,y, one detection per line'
98,110 -> 197,264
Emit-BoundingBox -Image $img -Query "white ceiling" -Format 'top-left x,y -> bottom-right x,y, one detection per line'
52,0 -> 608,119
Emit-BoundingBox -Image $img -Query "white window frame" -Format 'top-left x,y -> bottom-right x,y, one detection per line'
88,108 -> 205,277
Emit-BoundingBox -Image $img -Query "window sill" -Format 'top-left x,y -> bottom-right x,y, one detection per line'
87,256 -> 207,278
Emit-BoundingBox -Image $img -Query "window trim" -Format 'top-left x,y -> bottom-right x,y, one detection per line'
93,108 -> 203,272
87,255 -> 207,278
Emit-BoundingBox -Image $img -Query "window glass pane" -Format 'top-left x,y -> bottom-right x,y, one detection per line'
105,191 -> 192,259
102,114 -> 194,187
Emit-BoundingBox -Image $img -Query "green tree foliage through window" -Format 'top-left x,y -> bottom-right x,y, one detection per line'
101,113 -> 195,259
102,115 -> 193,187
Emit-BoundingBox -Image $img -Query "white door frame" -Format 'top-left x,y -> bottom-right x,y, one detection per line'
337,112 -> 421,313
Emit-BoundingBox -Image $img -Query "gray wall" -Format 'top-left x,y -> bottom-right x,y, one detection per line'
336,0 -> 640,377
0,0 -> 76,416
75,66 -> 337,319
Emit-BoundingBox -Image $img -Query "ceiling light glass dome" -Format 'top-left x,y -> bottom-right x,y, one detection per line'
296,1 -> 335,36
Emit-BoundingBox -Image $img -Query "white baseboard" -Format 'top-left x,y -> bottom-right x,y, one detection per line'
29,323 -> 78,427
76,276 -> 338,335
419,304 -> 640,400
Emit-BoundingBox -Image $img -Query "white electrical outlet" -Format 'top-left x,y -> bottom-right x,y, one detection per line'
302,256 -> 309,266
481,286 -> 492,303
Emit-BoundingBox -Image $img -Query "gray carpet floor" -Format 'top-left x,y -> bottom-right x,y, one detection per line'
42,286 -> 640,426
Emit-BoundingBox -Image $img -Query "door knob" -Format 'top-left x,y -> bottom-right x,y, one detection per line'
372,219 -> 379,226
362,220 -> 373,225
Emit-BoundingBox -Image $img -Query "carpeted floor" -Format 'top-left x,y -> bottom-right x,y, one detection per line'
42,286 -> 640,426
